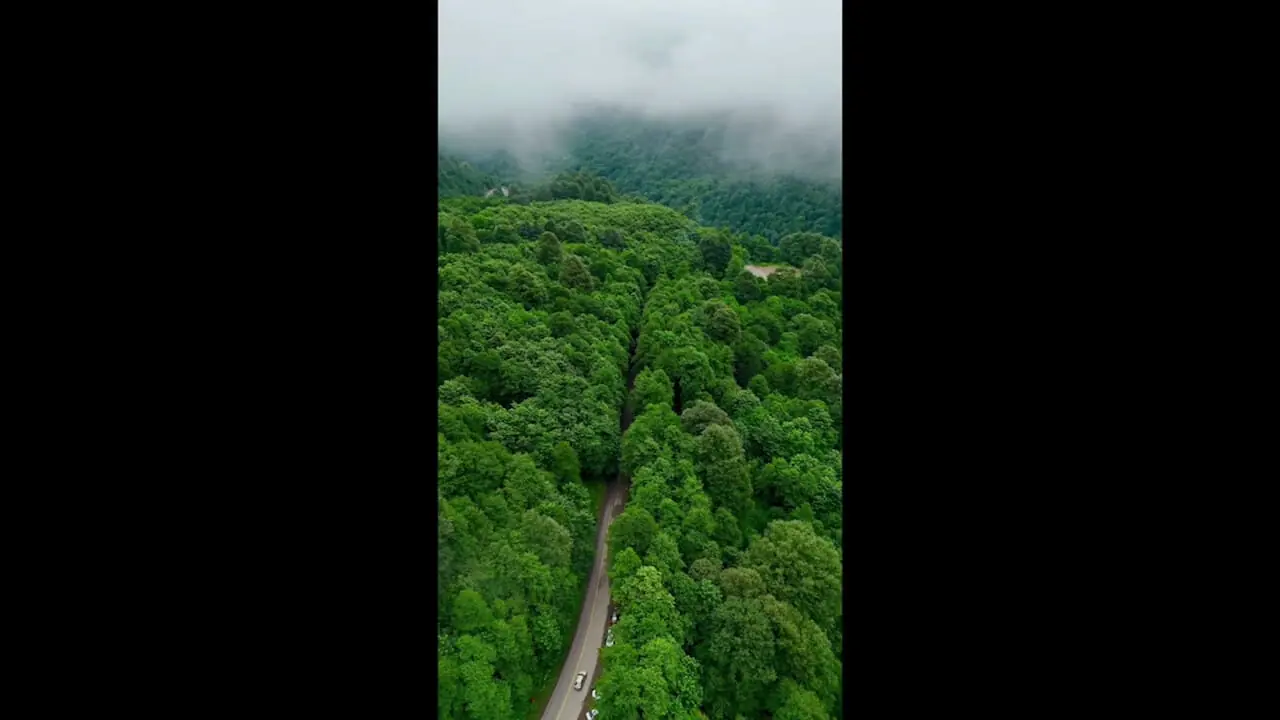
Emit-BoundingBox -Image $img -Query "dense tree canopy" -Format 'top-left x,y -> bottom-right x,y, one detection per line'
559,113 -> 843,242
439,131 -> 841,719
440,110 -> 843,243
595,212 -> 842,718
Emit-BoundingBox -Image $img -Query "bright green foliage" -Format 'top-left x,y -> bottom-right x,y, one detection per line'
439,142 -> 840,719
622,405 -> 687,477
655,346 -> 715,406
502,454 -> 556,510
610,507 -> 660,558
452,589 -> 493,634
743,521 -> 843,639
696,424 -> 752,514
760,598 -> 841,713
597,636 -> 703,720
441,214 -> 481,254
644,531 -> 686,577
438,190 -> 672,718
610,546 -> 643,582
757,454 -> 839,511
614,566 -> 682,648
774,680 -> 831,720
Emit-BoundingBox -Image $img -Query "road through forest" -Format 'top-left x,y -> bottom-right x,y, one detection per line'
541,332 -> 642,720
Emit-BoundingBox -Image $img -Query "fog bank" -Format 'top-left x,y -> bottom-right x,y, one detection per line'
438,0 -> 842,178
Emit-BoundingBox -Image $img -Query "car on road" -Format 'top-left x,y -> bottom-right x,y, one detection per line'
574,672 -> 588,691
586,710 -> 599,720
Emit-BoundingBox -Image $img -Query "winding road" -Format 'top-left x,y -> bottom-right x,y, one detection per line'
541,338 -> 642,720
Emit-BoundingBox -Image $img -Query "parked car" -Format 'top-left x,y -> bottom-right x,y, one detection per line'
605,630 -> 615,648
574,672 -> 587,691
586,710 -> 599,720
592,688 -> 601,701
610,610 -> 618,624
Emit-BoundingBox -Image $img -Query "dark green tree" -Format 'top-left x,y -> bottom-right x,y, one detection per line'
680,400 -> 732,437
550,441 -> 581,487
698,230 -> 732,277
699,300 -> 742,344
560,254 -> 596,291
696,424 -> 752,514
610,507 -> 660,558
744,521 -> 842,638
537,231 -> 563,265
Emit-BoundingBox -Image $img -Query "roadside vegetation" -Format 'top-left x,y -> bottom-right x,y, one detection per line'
438,162 -> 842,720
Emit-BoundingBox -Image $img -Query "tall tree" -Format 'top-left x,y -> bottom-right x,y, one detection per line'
702,595 -> 776,719
698,230 -> 732,276
560,254 -> 596,291
696,424 -> 752,514
537,231 -> 563,265
743,521 -> 842,638
550,441 -> 581,487
610,507 -> 660,558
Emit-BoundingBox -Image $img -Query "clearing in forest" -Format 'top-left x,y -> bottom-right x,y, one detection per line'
744,264 -> 785,279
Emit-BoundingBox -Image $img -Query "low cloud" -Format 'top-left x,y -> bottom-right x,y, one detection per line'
438,0 -> 842,178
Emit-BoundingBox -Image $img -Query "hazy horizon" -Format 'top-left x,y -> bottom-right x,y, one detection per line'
438,0 -> 842,180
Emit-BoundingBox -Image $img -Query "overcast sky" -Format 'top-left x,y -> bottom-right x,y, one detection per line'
438,0 -> 842,174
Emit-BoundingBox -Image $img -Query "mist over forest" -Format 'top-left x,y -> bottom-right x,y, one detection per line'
438,3 -> 843,719
439,0 -> 840,164
438,0 -> 842,241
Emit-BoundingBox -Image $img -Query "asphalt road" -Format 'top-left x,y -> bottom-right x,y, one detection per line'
542,342 -> 641,720
541,480 -> 628,720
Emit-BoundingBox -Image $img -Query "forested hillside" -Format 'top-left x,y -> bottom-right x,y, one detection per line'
596,222 -> 842,720
439,153 -> 503,198
437,176 -> 842,719
559,114 -> 843,243
439,111 -> 842,243
437,195 -> 701,718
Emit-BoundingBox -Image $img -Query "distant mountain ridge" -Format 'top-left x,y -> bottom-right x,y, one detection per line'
439,111 -> 841,242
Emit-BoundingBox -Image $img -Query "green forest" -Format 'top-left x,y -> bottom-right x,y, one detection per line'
440,112 -> 843,243
438,164 -> 842,719
439,153 -> 504,198
559,114 -> 843,243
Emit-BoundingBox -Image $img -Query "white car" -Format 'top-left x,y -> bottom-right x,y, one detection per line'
610,611 -> 618,624
592,688 -> 601,701
574,672 -> 587,691
586,710 -> 599,720
605,630 -> 615,648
